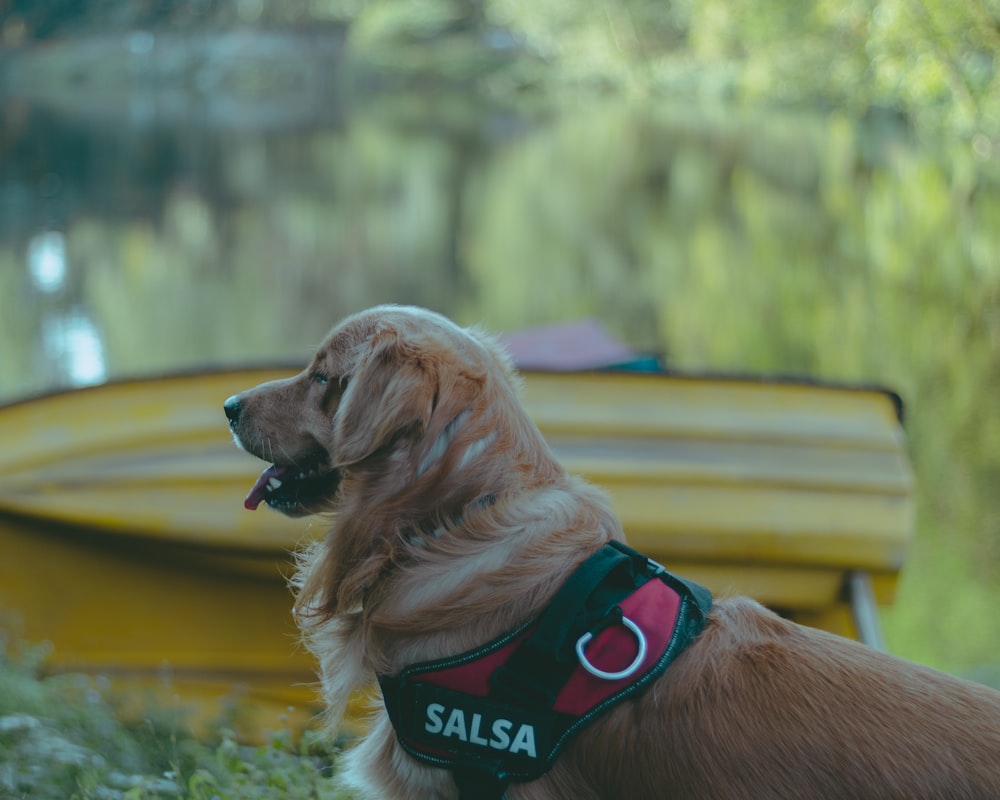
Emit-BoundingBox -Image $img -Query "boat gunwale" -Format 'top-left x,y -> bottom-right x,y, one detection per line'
0,362 -> 907,423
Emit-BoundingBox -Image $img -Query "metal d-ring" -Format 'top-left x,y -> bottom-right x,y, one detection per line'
575,615 -> 648,681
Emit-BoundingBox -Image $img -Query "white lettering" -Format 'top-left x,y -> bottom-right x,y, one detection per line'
443,708 -> 468,741
468,713 -> 489,746
489,718 -> 512,750
424,703 -> 445,734
510,724 -> 537,758
425,705 -> 537,758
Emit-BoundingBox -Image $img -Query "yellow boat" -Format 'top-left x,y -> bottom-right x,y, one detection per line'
0,366 -> 912,737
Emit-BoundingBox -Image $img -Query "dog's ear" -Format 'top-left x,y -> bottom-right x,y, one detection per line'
333,331 -> 436,466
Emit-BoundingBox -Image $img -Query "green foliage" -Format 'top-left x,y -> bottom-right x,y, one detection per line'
10,0 -> 997,135
0,636 -> 354,799
487,0 -> 1000,137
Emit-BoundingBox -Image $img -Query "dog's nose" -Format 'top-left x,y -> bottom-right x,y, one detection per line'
224,394 -> 242,424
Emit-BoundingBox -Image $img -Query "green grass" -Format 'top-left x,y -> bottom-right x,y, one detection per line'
0,637 -> 356,800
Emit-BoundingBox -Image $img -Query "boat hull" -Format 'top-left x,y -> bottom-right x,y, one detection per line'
0,367 -> 913,736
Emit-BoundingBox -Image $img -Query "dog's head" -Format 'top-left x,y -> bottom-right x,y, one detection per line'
225,305 -> 528,519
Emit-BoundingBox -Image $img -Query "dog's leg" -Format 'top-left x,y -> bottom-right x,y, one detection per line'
297,612 -> 370,733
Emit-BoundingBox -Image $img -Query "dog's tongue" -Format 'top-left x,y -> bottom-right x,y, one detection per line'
244,464 -> 288,510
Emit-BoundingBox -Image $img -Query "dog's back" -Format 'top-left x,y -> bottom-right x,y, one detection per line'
546,597 -> 1000,800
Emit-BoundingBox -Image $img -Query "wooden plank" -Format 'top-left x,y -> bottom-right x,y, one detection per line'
522,371 -> 905,448
4,433 -> 914,497
614,482 -> 910,571
0,474 -> 912,569
550,434 -> 912,494
663,562 -> 842,609
0,369 -> 909,474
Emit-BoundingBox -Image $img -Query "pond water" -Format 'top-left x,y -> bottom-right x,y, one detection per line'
1,31 -> 998,681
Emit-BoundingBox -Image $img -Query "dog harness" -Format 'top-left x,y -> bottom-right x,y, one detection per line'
378,540 -> 713,799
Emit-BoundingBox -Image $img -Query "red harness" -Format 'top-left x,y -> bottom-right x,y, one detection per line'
378,541 -> 712,799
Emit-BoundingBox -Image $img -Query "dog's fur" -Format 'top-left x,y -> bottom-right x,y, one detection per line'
227,304 -> 1000,799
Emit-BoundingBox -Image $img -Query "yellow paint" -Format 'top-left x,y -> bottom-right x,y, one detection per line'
0,367 -> 913,735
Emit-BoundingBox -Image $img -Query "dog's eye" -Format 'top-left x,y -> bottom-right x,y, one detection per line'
312,372 -> 329,386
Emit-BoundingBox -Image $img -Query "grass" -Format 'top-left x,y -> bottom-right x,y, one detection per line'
0,636 -> 356,800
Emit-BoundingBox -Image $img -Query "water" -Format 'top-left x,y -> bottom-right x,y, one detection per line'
1,31 -> 999,680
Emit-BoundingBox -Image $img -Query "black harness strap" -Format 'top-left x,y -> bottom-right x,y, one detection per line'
377,541 -> 713,800
490,542 -> 641,706
451,544 -> 644,799
453,764 -> 509,800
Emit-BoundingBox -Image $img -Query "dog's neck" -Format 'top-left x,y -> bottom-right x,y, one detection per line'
417,411 -> 501,478
359,478 -> 624,673
410,492 -> 498,543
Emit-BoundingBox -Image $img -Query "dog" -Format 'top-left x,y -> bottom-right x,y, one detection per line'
225,304 -> 1000,799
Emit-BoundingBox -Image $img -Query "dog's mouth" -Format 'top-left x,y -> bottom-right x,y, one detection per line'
244,461 -> 340,515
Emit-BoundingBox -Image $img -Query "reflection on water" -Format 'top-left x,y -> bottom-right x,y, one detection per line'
1,37 -> 999,680
27,230 -> 67,293
41,308 -> 106,387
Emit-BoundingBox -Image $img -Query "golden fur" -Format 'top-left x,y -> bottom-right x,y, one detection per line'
226,304 -> 1000,799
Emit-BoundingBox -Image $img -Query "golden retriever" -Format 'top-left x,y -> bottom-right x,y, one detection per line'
225,304 -> 1000,799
